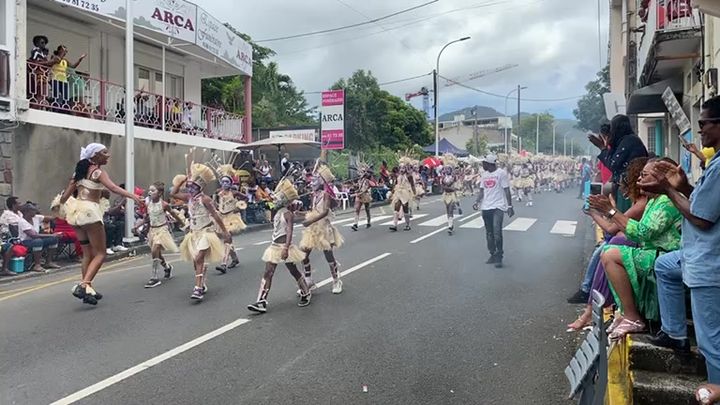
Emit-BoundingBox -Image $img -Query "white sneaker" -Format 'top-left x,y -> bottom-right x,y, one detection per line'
114,245 -> 129,252
332,279 -> 343,294
106,248 -> 115,255
296,279 -> 317,296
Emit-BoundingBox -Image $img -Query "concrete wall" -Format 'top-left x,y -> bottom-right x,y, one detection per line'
608,1 -> 625,95
10,123 -> 221,207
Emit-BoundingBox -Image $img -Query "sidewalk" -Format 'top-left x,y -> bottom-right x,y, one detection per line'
0,199 -> 395,285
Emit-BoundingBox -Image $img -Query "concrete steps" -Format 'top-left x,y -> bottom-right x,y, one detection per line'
629,335 -> 707,404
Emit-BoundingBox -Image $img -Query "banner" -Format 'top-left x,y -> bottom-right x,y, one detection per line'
321,90 -> 345,150
269,129 -> 317,142
52,0 -> 252,76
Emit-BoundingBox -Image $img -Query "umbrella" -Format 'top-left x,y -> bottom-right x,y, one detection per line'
422,156 -> 442,168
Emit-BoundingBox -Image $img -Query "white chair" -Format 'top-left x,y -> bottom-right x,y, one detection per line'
337,192 -> 350,210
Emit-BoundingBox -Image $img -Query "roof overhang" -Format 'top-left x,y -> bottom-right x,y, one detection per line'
695,0 -> 720,18
627,78 -> 683,115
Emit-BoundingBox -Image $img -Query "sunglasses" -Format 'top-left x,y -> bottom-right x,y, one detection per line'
698,118 -> 720,129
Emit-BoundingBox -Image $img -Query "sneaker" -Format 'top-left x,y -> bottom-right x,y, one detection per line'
191,286 -> 204,301
458,208 -> 463,215
248,300 -> 268,313
297,279 -> 317,296
485,255 -> 498,264
163,264 -> 173,279
215,264 -> 227,274
71,284 -> 85,299
144,278 -> 162,288
366,223 -> 371,229
332,279 -> 343,294
114,245 -> 129,252
494,260 -> 503,268
351,224 -> 359,231
298,292 -> 311,307
648,331 -> 691,354
404,225 -> 411,231
448,226 -> 454,235
389,226 -> 398,232
566,289 -> 589,304
106,248 -> 115,255
203,283 -> 208,294
228,258 -> 240,269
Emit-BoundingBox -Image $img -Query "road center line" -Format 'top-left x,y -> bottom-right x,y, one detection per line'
315,253 -> 392,289
50,318 -> 251,405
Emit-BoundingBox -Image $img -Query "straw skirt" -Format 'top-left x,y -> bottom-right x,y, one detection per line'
180,228 -> 224,263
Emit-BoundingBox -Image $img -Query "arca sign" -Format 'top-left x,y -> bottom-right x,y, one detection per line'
322,113 -> 344,122
151,8 -> 195,31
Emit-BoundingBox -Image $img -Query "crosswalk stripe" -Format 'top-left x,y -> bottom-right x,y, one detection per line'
343,215 -> 392,227
550,220 -> 577,236
503,217 -> 537,231
460,217 -> 485,229
380,214 -> 428,226
419,215 -> 449,227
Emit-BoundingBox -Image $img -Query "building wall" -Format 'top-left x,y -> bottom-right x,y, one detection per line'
608,1 -> 625,95
9,123 -> 223,205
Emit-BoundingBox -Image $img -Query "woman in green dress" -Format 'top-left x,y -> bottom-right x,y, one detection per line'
589,158 -> 683,340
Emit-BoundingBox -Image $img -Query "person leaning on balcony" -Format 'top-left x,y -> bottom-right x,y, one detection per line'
48,45 -> 85,112
589,114 -> 649,213
637,97 -> 720,402
27,35 -> 51,106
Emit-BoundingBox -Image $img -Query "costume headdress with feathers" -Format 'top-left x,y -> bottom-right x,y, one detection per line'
442,153 -> 459,169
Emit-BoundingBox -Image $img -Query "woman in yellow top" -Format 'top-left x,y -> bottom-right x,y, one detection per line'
682,140 -> 716,171
49,45 -> 85,112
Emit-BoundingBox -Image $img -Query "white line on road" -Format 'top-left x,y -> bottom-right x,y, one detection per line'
550,220 -> 577,236
343,215 -> 392,227
460,216 -> 485,229
459,211 -> 482,222
253,241 -> 271,246
50,318 -> 252,405
379,214 -> 428,226
409,227 -> 448,244
315,253 -> 392,289
503,217 -> 537,231
419,215 -> 450,227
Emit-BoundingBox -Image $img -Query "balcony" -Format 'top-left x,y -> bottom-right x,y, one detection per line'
25,62 -> 244,142
637,0 -> 702,86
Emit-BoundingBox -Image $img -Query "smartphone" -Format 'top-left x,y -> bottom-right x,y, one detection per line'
590,182 -> 602,195
678,134 -> 691,148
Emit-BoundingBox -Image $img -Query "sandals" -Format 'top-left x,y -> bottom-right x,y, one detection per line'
609,318 -> 645,340
566,316 -> 592,332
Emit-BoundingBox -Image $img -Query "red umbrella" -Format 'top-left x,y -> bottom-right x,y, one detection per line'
422,156 -> 442,168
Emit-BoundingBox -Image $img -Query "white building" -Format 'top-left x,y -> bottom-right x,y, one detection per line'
0,0 -> 253,204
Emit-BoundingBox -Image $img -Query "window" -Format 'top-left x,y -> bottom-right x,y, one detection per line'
167,75 -> 183,100
0,0 -> 6,46
135,66 -> 183,98
137,67 -> 150,92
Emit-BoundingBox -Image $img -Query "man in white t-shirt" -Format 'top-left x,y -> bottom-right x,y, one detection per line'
474,155 -> 514,268
18,203 -> 61,272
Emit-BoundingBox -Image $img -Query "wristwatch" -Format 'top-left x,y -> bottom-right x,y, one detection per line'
607,209 -> 617,218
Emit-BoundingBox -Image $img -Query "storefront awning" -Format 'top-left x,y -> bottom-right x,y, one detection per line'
626,78 -> 683,115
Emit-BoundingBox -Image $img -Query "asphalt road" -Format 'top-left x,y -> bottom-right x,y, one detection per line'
0,191 -> 592,405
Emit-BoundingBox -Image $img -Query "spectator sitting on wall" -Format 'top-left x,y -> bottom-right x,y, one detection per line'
18,203 -> 61,272
256,182 -> 273,203
0,196 -> 22,235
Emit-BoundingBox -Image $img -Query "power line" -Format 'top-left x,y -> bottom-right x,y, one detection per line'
305,72 -> 432,94
255,0 -> 439,43
438,75 -> 584,102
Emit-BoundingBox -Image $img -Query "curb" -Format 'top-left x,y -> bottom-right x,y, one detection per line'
0,200 -> 393,286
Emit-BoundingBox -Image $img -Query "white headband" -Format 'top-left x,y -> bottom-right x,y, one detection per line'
80,143 -> 106,161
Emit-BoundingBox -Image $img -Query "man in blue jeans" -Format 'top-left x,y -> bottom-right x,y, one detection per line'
567,241 -> 604,303
649,250 -> 690,352
641,96 -> 720,397
18,203 -> 61,272
474,155 -> 514,268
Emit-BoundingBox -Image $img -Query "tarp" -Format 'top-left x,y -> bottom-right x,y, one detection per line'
422,138 -> 469,157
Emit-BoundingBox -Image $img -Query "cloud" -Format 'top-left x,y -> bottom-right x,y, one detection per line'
195,0 -> 608,119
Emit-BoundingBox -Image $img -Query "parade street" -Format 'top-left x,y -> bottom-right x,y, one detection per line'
0,191 -> 591,405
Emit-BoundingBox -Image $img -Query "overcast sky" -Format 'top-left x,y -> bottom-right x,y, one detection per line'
194,0 -> 608,120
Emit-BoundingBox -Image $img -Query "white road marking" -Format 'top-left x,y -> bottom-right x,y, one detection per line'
344,215 -> 392,227
253,241 -> 271,246
419,215 -> 451,227
331,217 -> 357,225
503,217 -> 537,231
459,211 -> 482,222
50,318 -> 251,405
550,220 -> 577,236
460,216 -> 485,229
315,253 -> 392,288
379,214 -> 428,226
409,227 -> 448,244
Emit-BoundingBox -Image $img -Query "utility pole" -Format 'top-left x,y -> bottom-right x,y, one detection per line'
552,123 -> 557,156
571,138 -> 575,156
433,68 -> 438,156
517,85 -> 521,154
535,114 -> 540,155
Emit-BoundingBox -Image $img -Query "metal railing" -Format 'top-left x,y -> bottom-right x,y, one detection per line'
25,62 -> 244,141
637,0 -> 702,78
565,290 -> 608,405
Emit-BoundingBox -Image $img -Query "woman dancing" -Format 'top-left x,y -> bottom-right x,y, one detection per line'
351,167 -> 374,231
137,182 -> 184,288
60,143 -> 142,305
213,167 -> 247,273
389,159 -> 416,232
299,162 -> 344,294
441,164 -> 461,235
248,181 -> 311,313
171,161 -> 230,301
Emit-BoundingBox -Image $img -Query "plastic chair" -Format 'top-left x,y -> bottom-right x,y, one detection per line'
337,192 -> 350,210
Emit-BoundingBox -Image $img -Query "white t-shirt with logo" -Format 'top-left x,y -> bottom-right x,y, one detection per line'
479,168 -> 510,211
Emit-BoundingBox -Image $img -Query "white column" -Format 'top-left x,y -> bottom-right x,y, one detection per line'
123,0 -> 137,243
161,45 -> 166,131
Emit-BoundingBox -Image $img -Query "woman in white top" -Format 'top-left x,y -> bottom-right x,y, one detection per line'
60,143 -> 142,305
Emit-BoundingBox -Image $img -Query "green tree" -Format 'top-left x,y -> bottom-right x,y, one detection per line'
574,65 -> 610,133
518,113 -> 557,154
465,133 -> 488,156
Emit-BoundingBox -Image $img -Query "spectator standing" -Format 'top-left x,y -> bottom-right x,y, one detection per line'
589,115 -> 648,212
639,97 -> 720,396
259,160 -> 272,183
578,157 -> 593,199
281,153 -> 291,175
28,35 -> 50,106
17,203 -> 61,272
473,155 -> 514,268
49,45 -> 85,112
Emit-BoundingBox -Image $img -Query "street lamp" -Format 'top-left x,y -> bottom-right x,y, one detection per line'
552,122 -> 558,156
434,36 -> 471,157
563,131 -> 571,156
504,86 -> 526,154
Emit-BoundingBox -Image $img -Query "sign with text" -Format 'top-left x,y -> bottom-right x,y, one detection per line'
321,90 -> 345,150
52,0 -> 252,76
661,87 -> 691,135
269,129 -> 317,142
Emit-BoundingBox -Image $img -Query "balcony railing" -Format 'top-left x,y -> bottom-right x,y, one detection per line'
25,62 -> 244,141
637,0 -> 702,83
